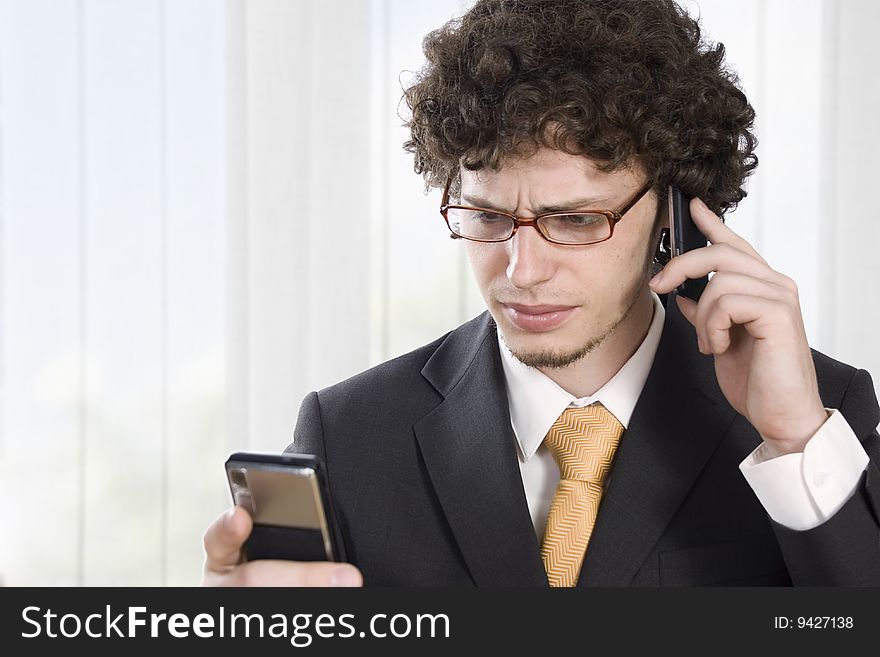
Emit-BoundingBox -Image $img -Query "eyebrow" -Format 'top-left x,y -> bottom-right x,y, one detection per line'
460,194 -> 612,214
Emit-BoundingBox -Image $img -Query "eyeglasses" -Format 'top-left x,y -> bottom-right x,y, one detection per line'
439,176 -> 653,245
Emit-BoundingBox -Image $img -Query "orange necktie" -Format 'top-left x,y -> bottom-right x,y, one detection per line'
540,403 -> 624,587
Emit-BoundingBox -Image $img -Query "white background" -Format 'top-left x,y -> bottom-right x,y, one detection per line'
1,0 -> 878,585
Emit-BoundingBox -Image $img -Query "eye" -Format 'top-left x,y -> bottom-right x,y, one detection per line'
558,214 -> 603,226
474,211 -> 508,223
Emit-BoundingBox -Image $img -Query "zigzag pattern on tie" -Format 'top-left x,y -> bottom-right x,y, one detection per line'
540,403 -> 625,588
540,481 -> 600,587
544,404 -> 622,481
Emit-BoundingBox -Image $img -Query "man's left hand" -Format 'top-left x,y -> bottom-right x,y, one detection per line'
649,197 -> 828,457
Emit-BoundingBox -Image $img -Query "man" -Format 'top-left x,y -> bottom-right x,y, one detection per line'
203,0 -> 880,587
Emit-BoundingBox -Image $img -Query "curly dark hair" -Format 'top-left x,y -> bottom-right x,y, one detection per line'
402,0 -> 758,217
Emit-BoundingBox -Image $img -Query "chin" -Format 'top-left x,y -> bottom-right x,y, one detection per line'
505,329 -> 571,351
508,341 -> 595,370
498,307 -> 621,369
501,324 -> 587,362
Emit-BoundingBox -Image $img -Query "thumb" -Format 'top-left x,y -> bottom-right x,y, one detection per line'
203,506 -> 253,574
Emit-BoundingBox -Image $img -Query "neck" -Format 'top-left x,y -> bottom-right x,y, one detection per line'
537,288 -> 656,398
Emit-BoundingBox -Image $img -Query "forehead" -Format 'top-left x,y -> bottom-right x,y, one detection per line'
459,148 -> 643,202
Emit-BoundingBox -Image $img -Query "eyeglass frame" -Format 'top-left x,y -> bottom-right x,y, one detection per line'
439,174 -> 654,246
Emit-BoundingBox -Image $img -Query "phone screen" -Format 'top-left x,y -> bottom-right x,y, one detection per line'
225,452 -> 344,562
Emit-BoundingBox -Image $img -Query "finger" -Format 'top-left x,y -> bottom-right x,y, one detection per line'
650,242 -> 779,295
674,295 -> 709,353
692,272 -> 792,355
231,560 -> 364,588
674,292 -> 698,331
203,506 -> 252,574
689,197 -> 768,264
703,293 -> 791,354
676,293 -> 734,355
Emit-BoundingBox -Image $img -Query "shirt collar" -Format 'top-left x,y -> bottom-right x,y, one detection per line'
498,292 -> 666,461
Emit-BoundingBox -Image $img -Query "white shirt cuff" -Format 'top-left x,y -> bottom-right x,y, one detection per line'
738,409 -> 870,531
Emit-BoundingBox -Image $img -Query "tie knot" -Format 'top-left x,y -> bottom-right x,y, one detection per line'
543,403 -> 624,482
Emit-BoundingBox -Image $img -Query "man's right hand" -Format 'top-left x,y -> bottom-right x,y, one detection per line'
201,506 -> 363,587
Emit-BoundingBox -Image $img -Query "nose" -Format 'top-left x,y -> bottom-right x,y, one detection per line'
505,224 -> 556,290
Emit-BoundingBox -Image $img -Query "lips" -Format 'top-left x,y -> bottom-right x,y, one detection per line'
502,303 -> 577,332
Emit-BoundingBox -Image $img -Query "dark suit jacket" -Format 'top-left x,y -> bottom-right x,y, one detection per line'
289,295 -> 880,586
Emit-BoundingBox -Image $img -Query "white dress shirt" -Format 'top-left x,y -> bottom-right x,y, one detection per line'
497,291 -> 870,538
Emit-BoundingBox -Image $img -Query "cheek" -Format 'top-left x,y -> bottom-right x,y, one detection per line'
465,243 -> 506,282
573,240 -> 643,292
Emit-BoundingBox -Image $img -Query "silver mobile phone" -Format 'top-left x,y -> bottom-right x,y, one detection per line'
225,452 -> 345,562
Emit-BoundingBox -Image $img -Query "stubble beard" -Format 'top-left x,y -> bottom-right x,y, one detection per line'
499,230 -> 660,370
501,288 -> 641,369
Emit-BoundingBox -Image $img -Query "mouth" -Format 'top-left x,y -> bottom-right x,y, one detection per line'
501,303 -> 578,333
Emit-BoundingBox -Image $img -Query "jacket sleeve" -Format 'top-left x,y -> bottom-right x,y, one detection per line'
770,368 -> 880,585
285,390 -> 327,462
285,390 -> 357,563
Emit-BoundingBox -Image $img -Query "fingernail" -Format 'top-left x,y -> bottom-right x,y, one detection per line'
649,272 -> 663,287
223,508 -> 236,530
329,566 -> 361,587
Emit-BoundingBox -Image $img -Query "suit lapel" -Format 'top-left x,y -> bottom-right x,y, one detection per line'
577,295 -> 738,586
412,296 -> 738,587
414,313 -> 548,586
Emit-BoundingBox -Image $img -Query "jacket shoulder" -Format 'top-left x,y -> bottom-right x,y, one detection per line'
314,311 -> 494,407
318,330 -> 451,406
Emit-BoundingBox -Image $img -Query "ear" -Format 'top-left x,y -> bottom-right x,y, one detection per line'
652,228 -> 670,270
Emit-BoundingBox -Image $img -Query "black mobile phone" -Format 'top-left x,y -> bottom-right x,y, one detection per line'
668,186 -> 708,301
225,452 -> 345,562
